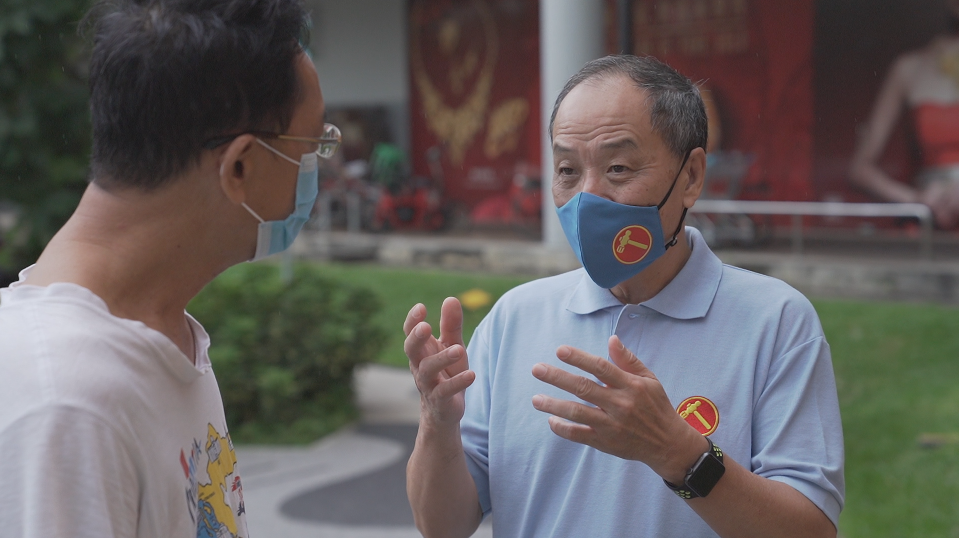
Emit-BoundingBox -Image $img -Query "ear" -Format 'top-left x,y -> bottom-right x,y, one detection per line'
682,146 -> 707,208
217,135 -> 258,205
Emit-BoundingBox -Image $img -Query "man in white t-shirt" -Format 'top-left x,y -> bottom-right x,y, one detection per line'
0,1 -> 340,537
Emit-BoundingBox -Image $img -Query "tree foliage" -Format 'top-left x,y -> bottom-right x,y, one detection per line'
0,0 -> 91,274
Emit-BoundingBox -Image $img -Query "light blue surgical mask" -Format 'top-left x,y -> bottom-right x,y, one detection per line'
241,139 -> 318,261
556,151 -> 691,289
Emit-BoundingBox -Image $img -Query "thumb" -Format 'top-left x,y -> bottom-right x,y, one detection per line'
608,335 -> 656,379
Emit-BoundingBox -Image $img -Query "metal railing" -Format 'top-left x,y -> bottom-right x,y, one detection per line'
315,192 -> 363,233
689,200 -> 934,258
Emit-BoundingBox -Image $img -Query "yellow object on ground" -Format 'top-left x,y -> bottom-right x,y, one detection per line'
459,288 -> 493,311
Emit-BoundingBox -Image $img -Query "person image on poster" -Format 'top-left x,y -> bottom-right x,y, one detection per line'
851,0 -> 959,228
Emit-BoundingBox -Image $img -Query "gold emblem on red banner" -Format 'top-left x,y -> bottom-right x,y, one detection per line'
677,396 -> 719,436
410,0 -> 498,165
485,98 -> 529,159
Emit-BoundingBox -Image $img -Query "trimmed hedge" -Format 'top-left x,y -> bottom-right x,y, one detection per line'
189,263 -> 388,444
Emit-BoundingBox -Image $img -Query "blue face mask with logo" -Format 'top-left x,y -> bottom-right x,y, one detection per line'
556,151 -> 691,289
241,139 -> 319,261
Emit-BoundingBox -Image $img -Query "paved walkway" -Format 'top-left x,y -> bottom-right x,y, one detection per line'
236,365 -> 493,538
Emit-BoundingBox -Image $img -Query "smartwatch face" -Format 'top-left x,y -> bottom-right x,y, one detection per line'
687,453 -> 726,497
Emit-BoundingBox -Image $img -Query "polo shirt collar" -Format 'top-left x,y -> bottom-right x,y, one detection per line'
565,227 -> 722,320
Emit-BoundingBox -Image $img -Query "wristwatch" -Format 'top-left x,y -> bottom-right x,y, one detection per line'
663,437 -> 725,499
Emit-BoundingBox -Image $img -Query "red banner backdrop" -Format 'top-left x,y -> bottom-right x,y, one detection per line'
607,0 -> 817,201
409,0 -> 541,209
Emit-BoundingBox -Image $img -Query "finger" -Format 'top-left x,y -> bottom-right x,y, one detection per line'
546,416 -> 597,447
531,363 -> 612,407
608,336 -> 656,379
404,321 -> 436,365
555,345 -> 629,389
439,297 -> 465,348
417,345 -> 466,382
403,303 -> 427,336
531,394 -> 607,426
439,297 -> 468,377
432,369 -> 476,400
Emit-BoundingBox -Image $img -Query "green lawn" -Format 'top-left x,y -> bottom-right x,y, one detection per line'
313,262 -> 959,536
815,301 -> 959,537
313,263 -> 532,368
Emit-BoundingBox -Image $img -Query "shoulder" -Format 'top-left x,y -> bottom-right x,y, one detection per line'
891,46 -> 934,77
715,264 -> 824,344
718,264 -> 812,308
888,47 -> 939,89
895,49 -> 927,72
0,294 -> 168,430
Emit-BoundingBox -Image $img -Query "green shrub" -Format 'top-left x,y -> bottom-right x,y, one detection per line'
189,263 -> 388,444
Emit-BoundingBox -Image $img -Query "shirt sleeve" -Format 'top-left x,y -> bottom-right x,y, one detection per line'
461,321 -> 494,517
0,405 -> 141,538
751,335 -> 846,528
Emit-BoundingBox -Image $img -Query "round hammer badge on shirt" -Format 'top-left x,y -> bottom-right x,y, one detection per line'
677,396 -> 719,436
611,225 -> 654,264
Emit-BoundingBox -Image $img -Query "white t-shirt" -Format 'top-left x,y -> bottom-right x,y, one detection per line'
0,272 -> 248,538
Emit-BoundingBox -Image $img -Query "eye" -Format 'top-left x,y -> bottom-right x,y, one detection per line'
558,166 -> 575,176
609,165 -> 629,174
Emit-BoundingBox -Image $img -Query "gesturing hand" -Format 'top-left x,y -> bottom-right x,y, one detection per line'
404,297 -> 475,428
530,335 -> 707,483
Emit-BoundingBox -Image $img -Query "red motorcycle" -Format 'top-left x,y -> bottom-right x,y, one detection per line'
370,145 -> 450,232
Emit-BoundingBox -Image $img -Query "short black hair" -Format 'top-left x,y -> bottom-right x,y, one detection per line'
84,0 -> 310,190
549,55 -> 708,159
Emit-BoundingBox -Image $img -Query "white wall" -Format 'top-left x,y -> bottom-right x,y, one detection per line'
309,0 -> 408,106
308,0 -> 410,150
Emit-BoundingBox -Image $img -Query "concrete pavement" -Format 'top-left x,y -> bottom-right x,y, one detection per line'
236,365 -> 493,538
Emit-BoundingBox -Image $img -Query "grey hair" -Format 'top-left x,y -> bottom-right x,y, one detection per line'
548,55 -> 708,158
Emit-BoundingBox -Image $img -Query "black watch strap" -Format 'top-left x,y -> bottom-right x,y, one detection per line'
663,437 -> 725,499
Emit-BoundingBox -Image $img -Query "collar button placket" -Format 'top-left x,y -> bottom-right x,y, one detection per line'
612,305 -> 644,357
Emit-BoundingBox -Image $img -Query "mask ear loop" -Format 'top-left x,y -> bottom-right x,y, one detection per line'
658,150 -> 693,250
241,203 -> 266,223
239,139 -> 302,223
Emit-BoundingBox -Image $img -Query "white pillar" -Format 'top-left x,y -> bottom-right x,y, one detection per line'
540,0 -> 604,250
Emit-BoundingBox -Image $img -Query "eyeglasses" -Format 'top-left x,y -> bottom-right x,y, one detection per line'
202,123 -> 341,159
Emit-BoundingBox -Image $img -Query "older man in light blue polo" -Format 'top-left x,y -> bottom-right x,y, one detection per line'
402,55 -> 844,538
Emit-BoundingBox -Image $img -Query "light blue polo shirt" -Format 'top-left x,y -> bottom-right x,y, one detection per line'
461,227 -> 844,537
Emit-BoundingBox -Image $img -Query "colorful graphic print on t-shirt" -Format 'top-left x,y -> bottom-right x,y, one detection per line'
180,424 -> 246,538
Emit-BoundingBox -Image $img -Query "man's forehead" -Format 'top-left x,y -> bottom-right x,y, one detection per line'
553,76 -> 654,140
565,75 -> 649,110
